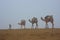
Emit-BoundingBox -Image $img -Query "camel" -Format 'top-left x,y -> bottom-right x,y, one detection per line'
9,24 -> 12,29
18,19 -> 26,29
29,17 -> 38,29
41,15 -> 54,32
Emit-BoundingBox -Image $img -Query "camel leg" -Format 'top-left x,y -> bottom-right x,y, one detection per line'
9,26 -> 11,30
24,25 -> 25,29
35,23 -> 38,29
52,23 -> 54,32
45,23 -> 48,29
32,24 -> 33,29
52,23 -> 54,29
21,25 -> 22,29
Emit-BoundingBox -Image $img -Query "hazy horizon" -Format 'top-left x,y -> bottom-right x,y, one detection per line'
0,0 -> 60,29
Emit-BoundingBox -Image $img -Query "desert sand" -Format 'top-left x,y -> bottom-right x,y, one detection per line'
0,28 -> 60,40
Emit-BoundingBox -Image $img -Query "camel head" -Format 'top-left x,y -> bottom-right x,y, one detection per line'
29,19 -> 32,23
41,17 -> 45,21
18,23 -> 21,25
28,19 -> 30,22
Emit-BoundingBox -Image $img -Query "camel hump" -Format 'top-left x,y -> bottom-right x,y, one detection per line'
32,17 -> 38,22
21,19 -> 25,23
45,15 -> 53,19
33,17 -> 37,20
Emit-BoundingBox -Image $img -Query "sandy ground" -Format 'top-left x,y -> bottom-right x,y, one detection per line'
0,28 -> 60,40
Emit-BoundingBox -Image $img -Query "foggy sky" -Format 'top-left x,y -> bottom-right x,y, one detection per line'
0,0 -> 60,29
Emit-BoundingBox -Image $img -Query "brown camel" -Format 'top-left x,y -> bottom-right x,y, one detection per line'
18,19 -> 26,29
41,15 -> 54,32
29,17 -> 38,28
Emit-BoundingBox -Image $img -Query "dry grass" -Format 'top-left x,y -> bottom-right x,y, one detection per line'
0,28 -> 60,40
